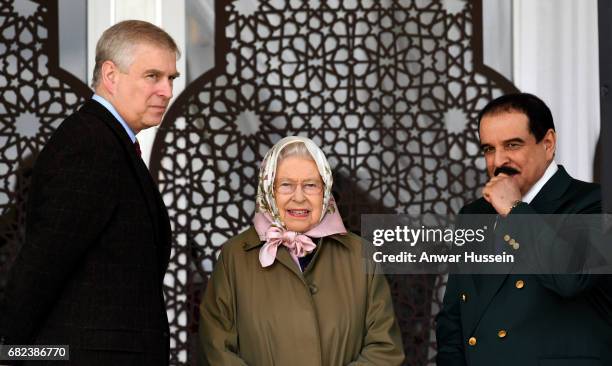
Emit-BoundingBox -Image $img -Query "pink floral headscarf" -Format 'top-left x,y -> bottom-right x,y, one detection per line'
253,136 -> 347,269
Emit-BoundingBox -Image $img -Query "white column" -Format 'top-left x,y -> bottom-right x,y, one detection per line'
87,0 -> 186,167
87,0 -> 113,85
482,0 -> 513,82
513,0 -> 600,182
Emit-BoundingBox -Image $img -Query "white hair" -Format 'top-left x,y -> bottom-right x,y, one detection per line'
278,141 -> 313,162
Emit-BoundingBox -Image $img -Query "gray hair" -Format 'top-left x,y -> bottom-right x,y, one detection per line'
91,20 -> 180,88
278,141 -> 313,162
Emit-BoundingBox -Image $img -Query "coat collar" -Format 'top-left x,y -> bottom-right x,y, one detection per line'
528,165 -> 572,214
466,165 -> 572,215
241,226 -> 352,251
81,99 -> 136,150
79,99 -> 171,252
240,226 -> 351,281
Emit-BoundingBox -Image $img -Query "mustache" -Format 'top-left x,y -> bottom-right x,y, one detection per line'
494,166 -> 519,176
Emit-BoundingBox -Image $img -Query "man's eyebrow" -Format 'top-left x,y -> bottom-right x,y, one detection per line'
480,138 -> 526,149
143,69 -> 181,78
502,137 -> 525,144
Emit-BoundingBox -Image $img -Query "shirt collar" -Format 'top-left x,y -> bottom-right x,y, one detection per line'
91,94 -> 137,143
522,161 -> 558,204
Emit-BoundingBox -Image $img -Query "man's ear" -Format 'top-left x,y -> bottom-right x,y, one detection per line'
100,60 -> 119,95
542,128 -> 556,158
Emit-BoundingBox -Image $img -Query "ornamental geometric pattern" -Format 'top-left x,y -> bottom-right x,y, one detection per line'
150,0 -> 518,365
0,0 -> 90,296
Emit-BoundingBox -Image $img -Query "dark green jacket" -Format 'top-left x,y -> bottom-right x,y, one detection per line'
436,166 -> 611,366
198,228 -> 404,366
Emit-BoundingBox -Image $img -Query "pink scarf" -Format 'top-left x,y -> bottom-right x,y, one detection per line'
254,136 -> 348,270
254,199 -> 347,269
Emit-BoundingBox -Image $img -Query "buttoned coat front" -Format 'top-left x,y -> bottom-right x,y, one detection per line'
436,166 -> 612,366
198,227 -> 404,366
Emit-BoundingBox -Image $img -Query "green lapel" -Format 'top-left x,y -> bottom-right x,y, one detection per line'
528,165 -> 572,214
469,165 -> 573,334
240,226 -> 306,281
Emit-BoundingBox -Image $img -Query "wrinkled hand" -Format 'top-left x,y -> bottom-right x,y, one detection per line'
482,174 -> 521,217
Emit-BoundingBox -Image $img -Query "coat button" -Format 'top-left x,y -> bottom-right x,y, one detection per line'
468,337 -> 477,346
503,234 -> 510,242
460,293 -> 467,302
515,280 -> 525,289
309,284 -> 318,294
497,329 -> 507,338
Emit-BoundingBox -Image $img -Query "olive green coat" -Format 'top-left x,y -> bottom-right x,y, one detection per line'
198,227 -> 404,366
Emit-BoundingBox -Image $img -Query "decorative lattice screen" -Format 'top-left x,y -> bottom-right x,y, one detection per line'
150,0 -> 517,365
0,0 -> 90,293
0,1 -> 519,365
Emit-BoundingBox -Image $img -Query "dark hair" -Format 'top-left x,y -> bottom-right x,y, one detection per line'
477,93 -> 555,142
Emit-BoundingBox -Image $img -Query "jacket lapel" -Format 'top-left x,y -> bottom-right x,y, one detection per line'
527,165 -> 572,214
275,248 -> 306,279
240,227 -> 309,282
470,166 -> 573,332
81,100 -> 166,248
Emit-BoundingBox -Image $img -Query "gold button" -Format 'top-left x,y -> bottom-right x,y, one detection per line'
509,238 -> 516,245
513,242 -> 520,250
503,235 -> 510,242
497,329 -> 507,338
515,280 -> 525,289
461,293 -> 467,302
468,337 -> 477,346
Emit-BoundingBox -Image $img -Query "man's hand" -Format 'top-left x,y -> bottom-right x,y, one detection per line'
482,174 -> 521,217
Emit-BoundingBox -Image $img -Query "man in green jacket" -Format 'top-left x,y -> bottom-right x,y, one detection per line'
436,93 -> 611,366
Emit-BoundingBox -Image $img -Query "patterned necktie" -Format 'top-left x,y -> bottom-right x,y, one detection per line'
134,139 -> 141,156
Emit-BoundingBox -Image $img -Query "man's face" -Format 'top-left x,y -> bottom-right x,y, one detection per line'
112,43 -> 178,133
479,111 -> 555,195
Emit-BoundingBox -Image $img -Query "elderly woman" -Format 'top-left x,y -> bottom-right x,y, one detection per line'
198,136 -> 404,365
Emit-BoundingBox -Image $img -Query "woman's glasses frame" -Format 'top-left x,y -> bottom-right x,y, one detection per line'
274,179 -> 324,195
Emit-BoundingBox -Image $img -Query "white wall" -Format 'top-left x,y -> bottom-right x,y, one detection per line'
513,0 -> 600,182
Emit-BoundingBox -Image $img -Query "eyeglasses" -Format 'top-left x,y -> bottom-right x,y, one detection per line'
275,179 -> 324,195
